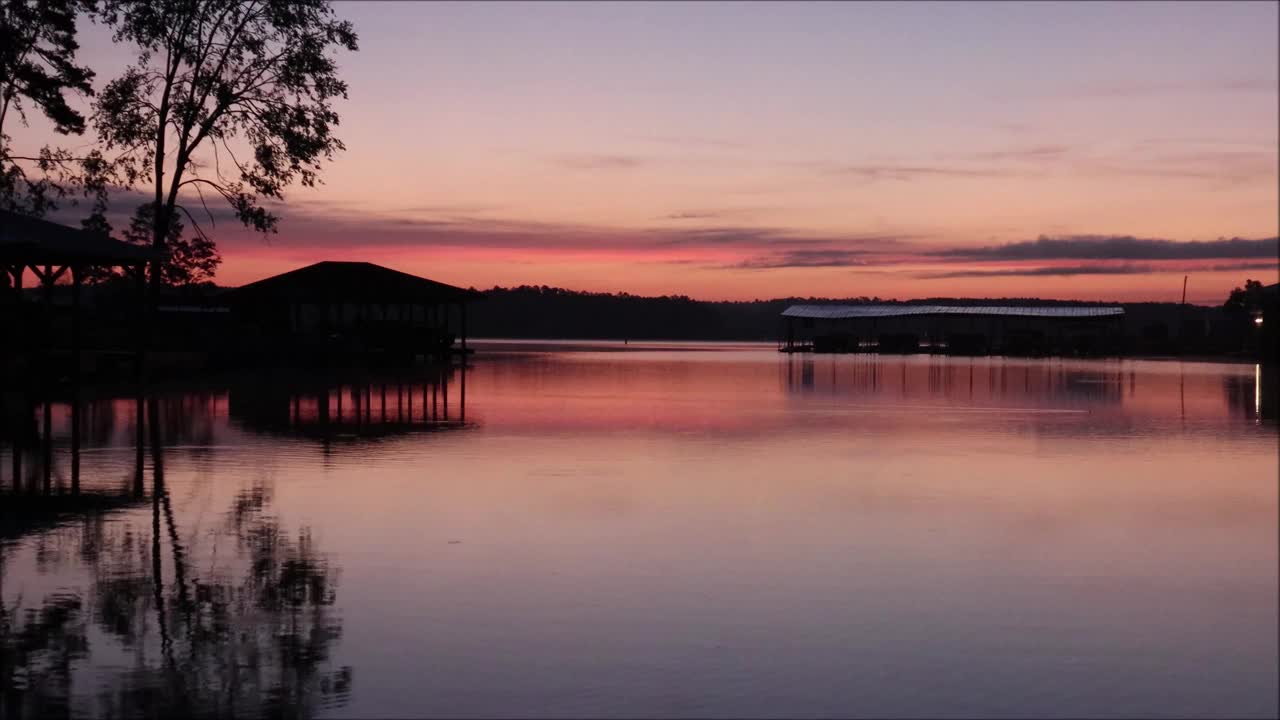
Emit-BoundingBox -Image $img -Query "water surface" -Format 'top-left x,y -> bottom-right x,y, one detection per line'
2,343 -> 1277,718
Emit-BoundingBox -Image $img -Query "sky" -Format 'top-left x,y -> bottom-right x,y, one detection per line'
15,1 -> 1280,303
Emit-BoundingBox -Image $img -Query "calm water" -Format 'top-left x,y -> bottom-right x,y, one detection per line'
2,342 -> 1277,718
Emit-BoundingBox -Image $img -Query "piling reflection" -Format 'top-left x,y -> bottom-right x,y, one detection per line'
780,354 -> 1280,427
783,354 -> 1130,406
227,366 -> 467,446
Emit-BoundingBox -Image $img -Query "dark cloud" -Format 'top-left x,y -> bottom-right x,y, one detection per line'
920,259 -> 1280,280
919,264 -> 1157,279
189,204 -> 918,258
646,226 -> 821,248
1205,261 -> 1280,273
552,154 -> 645,170
735,249 -> 875,269
46,185 -> 259,232
936,235 -> 1280,261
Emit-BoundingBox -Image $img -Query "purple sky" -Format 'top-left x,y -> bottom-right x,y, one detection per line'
14,1 -> 1279,301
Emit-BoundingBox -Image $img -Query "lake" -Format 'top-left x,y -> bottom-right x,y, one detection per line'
2,342 -> 1277,718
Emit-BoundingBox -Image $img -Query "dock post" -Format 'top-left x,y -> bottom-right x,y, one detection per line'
460,302 -> 468,356
71,267 -> 81,494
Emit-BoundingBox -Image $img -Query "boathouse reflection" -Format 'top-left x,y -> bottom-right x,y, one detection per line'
226,365 -> 470,448
782,355 -> 1128,406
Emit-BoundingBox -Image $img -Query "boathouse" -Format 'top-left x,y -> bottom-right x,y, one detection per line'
222,261 -> 483,366
2,209 -> 154,379
780,304 -> 1126,356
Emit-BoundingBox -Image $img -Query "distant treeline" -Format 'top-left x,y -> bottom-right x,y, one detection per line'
465,284 -> 1243,348
18,279 -> 1263,357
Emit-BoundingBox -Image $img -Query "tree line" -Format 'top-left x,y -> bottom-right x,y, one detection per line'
466,283 -> 1274,350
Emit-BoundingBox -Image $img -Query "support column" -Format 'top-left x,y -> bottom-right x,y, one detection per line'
7,265 -> 24,489
71,267 -> 81,494
460,301 -> 468,356
41,395 -> 51,493
37,265 -> 55,494
442,303 -> 450,362
135,263 -> 147,383
134,369 -> 145,498
4,265 -> 23,387
10,398 -> 21,491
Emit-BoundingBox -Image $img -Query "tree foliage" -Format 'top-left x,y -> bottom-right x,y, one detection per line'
0,0 -> 107,216
122,201 -> 220,284
93,0 -> 357,288
1223,279 -> 1265,315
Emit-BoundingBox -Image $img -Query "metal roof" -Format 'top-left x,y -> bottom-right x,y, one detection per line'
782,304 -> 1125,319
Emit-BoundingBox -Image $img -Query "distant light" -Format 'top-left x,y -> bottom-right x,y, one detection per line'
1255,316 -> 1265,326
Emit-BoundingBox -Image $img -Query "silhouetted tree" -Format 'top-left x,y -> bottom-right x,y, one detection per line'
0,0 -> 113,217
1223,279 -> 1265,316
122,201 -> 220,285
93,0 -> 358,294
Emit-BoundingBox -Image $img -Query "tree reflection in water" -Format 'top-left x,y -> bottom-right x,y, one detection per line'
1,397 -> 351,719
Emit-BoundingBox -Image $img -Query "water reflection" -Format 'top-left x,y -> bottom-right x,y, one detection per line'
778,353 -> 1280,430
783,355 -> 1130,405
1223,363 -> 1279,423
228,367 -> 466,447
0,366 -> 473,718
1,349 -> 1275,718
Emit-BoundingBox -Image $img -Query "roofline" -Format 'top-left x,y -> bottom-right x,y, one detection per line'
0,209 -> 157,264
225,260 -> 483,301
782,304 -> 1126,319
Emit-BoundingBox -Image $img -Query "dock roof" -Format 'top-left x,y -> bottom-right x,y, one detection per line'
225,261 -> 483,304
782,304 -> 1125,319
0,209 -> 154,266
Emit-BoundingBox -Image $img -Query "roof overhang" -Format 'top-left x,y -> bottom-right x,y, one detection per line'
0,209 -> 155,266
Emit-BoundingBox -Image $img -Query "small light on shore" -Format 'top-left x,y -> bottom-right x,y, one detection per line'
1255,315 -> 1264,326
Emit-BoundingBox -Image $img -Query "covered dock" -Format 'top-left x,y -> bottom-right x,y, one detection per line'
780,304 -> 1126,356
2,209 -> 154,374
222,261 -> 484,366
3,211 -> 156,494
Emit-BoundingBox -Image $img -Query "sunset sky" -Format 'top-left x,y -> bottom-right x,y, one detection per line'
21,1 -> 1280,303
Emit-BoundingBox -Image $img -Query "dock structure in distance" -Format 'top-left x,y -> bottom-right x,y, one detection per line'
779,304 -> 1126,356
